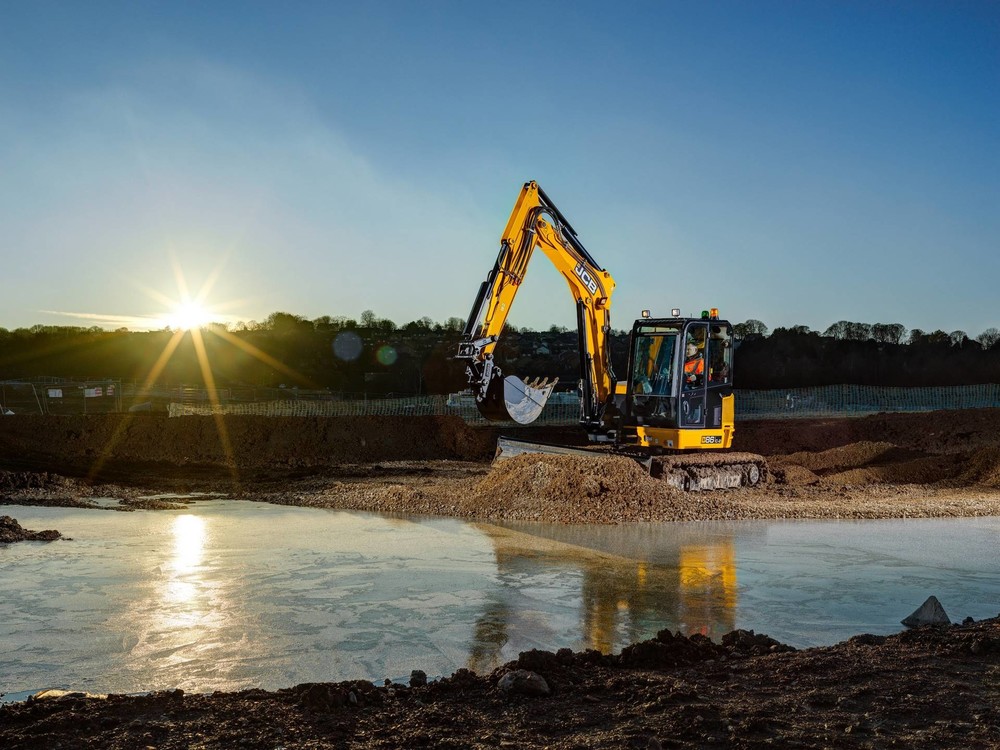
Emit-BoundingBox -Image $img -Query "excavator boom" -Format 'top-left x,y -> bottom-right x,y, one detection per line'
457,181 -> 616,427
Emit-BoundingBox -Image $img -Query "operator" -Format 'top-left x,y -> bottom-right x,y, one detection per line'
683,341 -> 704,387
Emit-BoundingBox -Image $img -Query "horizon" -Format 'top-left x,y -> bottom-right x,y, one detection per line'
2,309 -> 996,344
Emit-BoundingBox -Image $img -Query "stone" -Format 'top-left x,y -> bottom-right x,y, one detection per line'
1,516 -> 62,544
901,596 -> 951,628
296,683 -> 345,712
497,669 -> 550,696
409,670 -> 427,687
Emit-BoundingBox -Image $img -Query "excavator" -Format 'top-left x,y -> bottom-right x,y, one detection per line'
455,181 -> 766,491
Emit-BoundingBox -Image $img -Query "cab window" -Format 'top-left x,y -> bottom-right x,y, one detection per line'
683,325 -> 707,389
706,324 -> 733,385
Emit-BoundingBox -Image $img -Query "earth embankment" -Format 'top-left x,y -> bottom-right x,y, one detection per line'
4,408 -> 1000,478
0,414 -> 498,481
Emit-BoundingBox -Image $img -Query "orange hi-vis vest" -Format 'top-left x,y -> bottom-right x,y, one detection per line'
685,355 -> 704,378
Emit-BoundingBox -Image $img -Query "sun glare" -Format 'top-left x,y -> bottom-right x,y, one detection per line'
166,300 -> 214,331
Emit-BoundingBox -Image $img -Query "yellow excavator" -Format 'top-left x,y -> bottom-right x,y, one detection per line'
456,181 -> 766,490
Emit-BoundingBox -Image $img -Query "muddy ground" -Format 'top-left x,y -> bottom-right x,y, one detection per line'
2,619 -> 998,749
2,409 -> 1000,522
2,409 -> 999,747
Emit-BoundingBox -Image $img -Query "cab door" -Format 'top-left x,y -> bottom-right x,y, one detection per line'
704,321 -> 734,429
680,322 -> 707,428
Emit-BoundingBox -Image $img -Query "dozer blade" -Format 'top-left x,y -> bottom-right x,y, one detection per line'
494,437 -> 653,471
496,436 -> 594,460
476,375 -> 557,425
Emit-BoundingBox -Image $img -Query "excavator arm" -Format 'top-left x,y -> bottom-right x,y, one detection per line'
457,181 -> 617,428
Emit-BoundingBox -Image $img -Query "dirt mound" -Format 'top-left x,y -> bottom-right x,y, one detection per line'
769,437 -> 979,488
735,408 -> 1000,455
469,454 -> 775,523
769,463 -> 821,486
478,453 -> 659,501
780,441 -> 902,472
957,445 -> 1000,487
823,454 -> 962,486
470,454 -> 680,523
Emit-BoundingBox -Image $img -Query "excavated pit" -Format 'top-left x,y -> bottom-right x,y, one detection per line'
2,409 -> 1000,522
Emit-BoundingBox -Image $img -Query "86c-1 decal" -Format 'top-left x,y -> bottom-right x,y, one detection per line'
701,435 -> 722,444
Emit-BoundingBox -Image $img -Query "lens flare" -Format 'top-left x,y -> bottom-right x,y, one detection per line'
376,345 -> 398,366
333,331 -> 363,361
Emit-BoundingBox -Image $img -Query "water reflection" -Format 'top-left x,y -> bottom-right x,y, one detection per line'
678,543 -> 737,638
108,512 -> 237,692
4,504 -> 996,698
466,524 -> 739,671
160,515 -> 207,626
171,515 -> 205,573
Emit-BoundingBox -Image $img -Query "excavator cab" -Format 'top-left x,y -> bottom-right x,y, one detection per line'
618,314 -> 735,451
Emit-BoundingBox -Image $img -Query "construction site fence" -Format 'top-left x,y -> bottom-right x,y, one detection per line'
160,384 -> 1000,422
5,380 -> 1000,420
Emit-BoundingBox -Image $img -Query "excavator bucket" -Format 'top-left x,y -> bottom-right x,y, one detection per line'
477,375 -> 558,424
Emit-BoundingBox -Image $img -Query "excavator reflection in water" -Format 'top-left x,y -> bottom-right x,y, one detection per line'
466,524 -> 740,673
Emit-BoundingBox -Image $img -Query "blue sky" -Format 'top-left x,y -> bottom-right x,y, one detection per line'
1,1 -> 997,336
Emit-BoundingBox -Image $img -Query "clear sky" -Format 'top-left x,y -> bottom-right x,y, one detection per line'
1,1 -> 997,336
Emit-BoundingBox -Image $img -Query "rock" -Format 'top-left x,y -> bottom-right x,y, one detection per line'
409,670 -> 427,687
901,596 -> 951,628
721,629 -> 795,656
294,683 -> 345,712
30,689 -> 107,701
0,516 -> 62,544
497,669 -> 550,696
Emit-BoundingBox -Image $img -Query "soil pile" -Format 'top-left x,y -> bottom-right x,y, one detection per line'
469,454 -> 698,523
768,440 -> 965,487
734,408 -> 1000,455
959,445 -> 1000,488
2,618 -> 996,749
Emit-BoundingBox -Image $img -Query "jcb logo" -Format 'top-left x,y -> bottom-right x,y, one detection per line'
574,263 -> 599,296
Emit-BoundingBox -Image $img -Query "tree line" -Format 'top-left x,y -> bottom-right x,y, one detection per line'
1,313 -> 999,395
734,319 -> 1000,350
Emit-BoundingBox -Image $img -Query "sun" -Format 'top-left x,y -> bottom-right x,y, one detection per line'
165,299 -> 214,331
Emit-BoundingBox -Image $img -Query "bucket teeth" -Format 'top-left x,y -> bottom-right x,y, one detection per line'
523,376 -> 558,390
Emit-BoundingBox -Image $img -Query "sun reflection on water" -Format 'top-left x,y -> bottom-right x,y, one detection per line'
158,515 -> 209,627
170,515 -> 206,576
